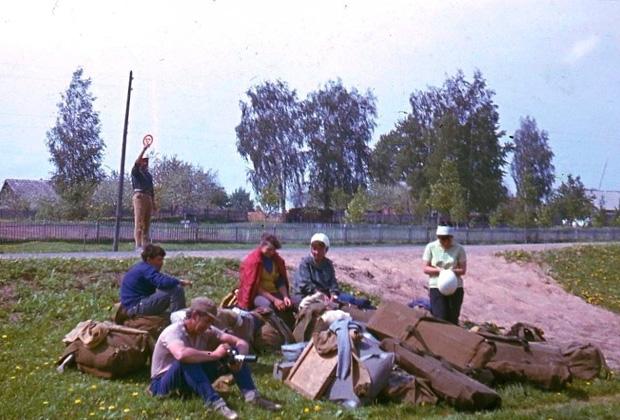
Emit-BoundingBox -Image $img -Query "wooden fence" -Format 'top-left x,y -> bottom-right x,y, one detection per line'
2,220 -> 620,246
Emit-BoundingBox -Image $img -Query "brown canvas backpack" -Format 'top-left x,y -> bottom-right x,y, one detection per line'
58,321 -> 152,379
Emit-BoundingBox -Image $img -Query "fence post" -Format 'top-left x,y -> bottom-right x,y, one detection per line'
96,220 -> 100,242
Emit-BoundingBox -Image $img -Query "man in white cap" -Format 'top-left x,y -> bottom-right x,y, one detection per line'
422,225 -> 467,324
149,297 -> 281,419
292,233 -> 341,307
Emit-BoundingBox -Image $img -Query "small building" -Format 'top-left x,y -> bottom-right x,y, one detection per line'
588,189 -> 620,218
0,178 -> 58,211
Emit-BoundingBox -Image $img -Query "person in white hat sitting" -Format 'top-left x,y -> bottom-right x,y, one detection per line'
422,225 -> 467,324
292,233 -> 341,308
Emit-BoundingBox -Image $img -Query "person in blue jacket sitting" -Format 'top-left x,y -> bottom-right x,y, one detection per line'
119,244 -> 192,319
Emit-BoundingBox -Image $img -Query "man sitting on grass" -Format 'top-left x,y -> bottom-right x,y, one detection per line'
149,297 -> 281,419
118,244 -> 192,321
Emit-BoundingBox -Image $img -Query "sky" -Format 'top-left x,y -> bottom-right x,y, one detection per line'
1,0 -> 619,201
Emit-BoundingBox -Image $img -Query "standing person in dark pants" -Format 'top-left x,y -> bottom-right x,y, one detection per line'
132,143 -> 155,252
119,245 -> 192,319
422,226 -> 467,324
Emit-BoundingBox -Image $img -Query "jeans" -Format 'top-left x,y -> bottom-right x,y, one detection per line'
149,359 -> 256,404
429,287 -> 464,325
126,286 -> 186,317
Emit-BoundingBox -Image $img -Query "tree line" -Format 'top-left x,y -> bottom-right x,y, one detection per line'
37,67 -> 611,226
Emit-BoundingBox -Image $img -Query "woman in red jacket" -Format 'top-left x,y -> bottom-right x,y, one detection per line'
237,233 -> 293,313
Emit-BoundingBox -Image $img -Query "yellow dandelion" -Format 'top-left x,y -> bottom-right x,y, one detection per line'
108,405 -> 115,410
314,404 -> 322,411
15,365 -> 22,370
2,334 -> 7,339
75,399 -> 82,404
132,392 -> 139,396
43,401 -> 49,405
10,376 -> 16,380
304,407 -> 310,413
99,407 -> 105,411
89,413 -> 96,416
90,384 -> 98,390
124,408 -> 131,413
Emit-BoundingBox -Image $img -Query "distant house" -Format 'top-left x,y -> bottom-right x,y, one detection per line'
588,189 -> 620,217
0,179 -> 58,211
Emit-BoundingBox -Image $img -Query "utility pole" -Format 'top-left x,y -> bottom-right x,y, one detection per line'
113,71 -> 133,251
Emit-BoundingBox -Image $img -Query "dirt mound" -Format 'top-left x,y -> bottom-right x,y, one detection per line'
276,243 -> 620,371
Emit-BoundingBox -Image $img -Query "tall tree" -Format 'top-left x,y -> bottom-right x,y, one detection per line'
510,116 -> 555,214
370,70 -> 508,218
90,171 -> 133,219
304,79 -> 377,209
45,67 -> 105,219
236,80 -> 305,215
227,187 -> 254,212
151,155 -> 226,216
427,159 -> 467,224
549,174 -> 594,224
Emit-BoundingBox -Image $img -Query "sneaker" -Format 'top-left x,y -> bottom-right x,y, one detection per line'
244,390 -> 282,411
212,399 -> 238,420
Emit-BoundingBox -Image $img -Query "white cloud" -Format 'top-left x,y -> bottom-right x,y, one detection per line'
564,35 -> 600,64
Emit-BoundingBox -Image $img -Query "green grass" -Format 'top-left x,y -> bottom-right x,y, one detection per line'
498,243 -> 620,314
1,251 -> 619,419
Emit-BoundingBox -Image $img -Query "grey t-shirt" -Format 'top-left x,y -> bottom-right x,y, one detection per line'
151,321 -> 223,379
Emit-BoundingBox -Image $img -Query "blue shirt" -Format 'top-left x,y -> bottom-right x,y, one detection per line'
120,261 -> 180,309
131,164 -> 154,196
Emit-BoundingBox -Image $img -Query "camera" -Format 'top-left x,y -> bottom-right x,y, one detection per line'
225,348 -> 258,364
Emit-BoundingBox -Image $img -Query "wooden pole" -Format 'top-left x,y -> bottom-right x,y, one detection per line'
113,71 -> 133,251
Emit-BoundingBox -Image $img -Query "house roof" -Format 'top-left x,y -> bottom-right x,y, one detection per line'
1,178 -> 58,202
588,189 -> 620,211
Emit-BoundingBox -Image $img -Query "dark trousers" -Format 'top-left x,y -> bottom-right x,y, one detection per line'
429,287 -> 464,325
126,286 -> 186,317
149,359 -> 255,404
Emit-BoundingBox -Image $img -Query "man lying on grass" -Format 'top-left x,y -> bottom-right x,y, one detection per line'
149,297 -> 281,420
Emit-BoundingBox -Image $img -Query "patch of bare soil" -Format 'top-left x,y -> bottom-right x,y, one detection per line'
274,243 -> 620,371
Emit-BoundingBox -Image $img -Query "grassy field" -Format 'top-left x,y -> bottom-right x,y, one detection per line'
1,245 -> 619,419
498,243 -> 620,314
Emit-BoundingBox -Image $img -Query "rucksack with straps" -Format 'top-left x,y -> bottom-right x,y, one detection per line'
561,342 -> 610,380
252,307 -> 296,353
58,320 -> 152,379
475,331 -> 572,390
